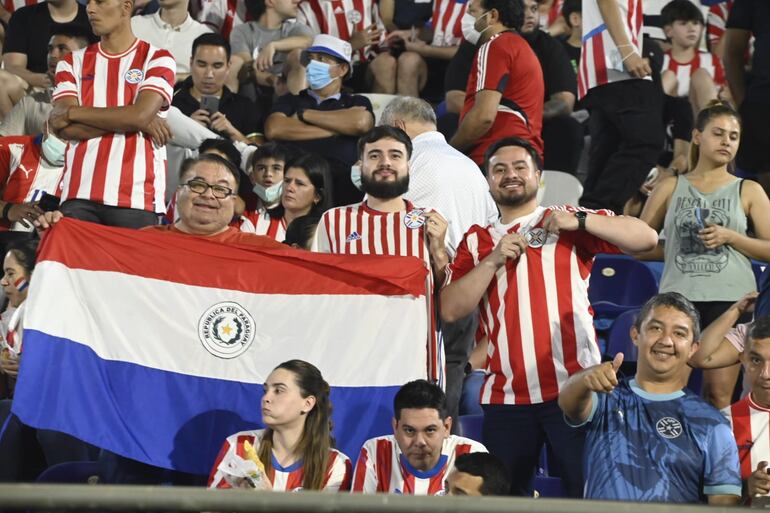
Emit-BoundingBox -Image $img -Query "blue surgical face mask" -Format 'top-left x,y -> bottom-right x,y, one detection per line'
350,164 -> 363,191
252,181 -> 283,205
306,59 -> 338,90
41,132 -> 67,166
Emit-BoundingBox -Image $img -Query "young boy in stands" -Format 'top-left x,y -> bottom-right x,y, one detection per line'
660,0 -> 726,113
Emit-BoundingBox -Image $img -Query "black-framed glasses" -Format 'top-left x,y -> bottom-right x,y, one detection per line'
184,179 -> 234,199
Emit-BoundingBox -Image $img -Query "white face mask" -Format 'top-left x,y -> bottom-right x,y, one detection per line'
252,181 -> 283,205
350,164 -> 363,191
41,132 -> 67,166
461,11 -> 482,45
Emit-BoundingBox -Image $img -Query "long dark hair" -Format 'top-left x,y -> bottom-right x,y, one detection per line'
268,153 -> 333,220
258,360 -> 335,490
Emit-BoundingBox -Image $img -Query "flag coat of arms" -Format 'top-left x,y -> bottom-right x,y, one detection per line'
12,219 -> 431,474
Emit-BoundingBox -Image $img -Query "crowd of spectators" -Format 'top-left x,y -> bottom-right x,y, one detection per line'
1,0 -> 770,506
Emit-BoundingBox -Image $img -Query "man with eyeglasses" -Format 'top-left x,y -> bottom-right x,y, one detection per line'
37,154 -> 283,248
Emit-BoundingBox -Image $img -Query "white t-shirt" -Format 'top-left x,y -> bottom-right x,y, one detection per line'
131,12 -> 213,75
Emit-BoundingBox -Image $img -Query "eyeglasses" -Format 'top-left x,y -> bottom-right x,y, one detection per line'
183,179 -> 234,199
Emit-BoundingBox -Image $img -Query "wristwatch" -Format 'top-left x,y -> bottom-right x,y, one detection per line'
575,211 -> 588,230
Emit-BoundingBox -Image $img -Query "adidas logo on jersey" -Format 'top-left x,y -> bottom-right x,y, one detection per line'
334,6 -> 344,14
346,231 -> 362,242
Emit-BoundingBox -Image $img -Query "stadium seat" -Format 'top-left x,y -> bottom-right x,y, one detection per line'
359,94 -> 399,125
752,260 -> 768,289
533,475 -> 566,498
590,255 -> 659,319
606,308 -> 641,362
536,170 -> 583,207
456,414 -> 483,443
36,461 -> 99,483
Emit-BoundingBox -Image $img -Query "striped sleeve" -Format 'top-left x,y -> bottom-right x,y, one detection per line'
138,49 -> 177,107
351,441 -> 378,493
311,211 -> 333,253
474,38 -> 510,93
445,227 -> 481,285
52,54 -> 78,101
207,437 -> 236,488
324,450 -> 353,491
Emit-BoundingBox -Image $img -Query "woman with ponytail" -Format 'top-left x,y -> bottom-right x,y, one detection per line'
641,101 -> 770,409
208,360 -> 351,491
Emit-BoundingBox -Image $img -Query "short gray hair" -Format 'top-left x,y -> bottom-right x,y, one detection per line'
634,292 -> 701,342
379,96 -> 437,127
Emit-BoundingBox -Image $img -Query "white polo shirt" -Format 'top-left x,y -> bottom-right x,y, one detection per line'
131,11 -> 212,76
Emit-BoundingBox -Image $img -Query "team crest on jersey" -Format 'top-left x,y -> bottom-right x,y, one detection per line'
347,9 -> 362,24
124,68 -> 144,84
198,302 -> 255,359
656,417 -> 683,439
404,209 -> 426,229
347,231 -> 362,242
525,227 -> 549,248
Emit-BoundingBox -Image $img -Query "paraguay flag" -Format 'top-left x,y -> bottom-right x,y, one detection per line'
12,219 -> 431,475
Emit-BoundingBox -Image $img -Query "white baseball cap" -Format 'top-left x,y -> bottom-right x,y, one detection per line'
303,34 -> 353,77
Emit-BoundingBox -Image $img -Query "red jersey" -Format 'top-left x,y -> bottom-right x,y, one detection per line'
52,39 -> 176,213
239,210 -> 287,242
662,50 -> 725,97
430,0 -> 467,47
193,0 -> 249,39
461,31 -> 544,165
723,394 -> 770,480
208,429 -> 352,491
297,0 -> 384,63
0,135 -> 64,230
312,200 -> 442,385
352,435 -> 486,494
445,206 -> 620,405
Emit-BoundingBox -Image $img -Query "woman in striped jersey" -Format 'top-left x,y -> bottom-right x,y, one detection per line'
240,152 -> 331,242
208,359 -> 352,491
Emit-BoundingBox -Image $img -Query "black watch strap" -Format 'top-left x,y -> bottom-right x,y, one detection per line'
576,211 -> 587,230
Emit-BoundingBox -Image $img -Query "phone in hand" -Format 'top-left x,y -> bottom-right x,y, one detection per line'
38,192 -> 60,212
200,95 -> 220,114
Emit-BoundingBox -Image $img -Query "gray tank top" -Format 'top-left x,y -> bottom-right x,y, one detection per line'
659,176 -> 756,301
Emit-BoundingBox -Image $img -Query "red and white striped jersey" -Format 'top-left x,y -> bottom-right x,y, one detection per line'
0,136 -> 64,230
578,0 -> 645,99
296,0 -> 384,63
662,50 -> 725,97
2,0 -> 39,14
707,1 -> 732,50
312,200 -> 442,385
445,206 -> 621,405
352,435 -> 486,494
239,209 -> 287,241
723,394 -> 770,480
52,39 -> 176,213
539,0 -> 564,32
193,0 -> 249,39
430,0 -> 467,47
208,429 -> 352,491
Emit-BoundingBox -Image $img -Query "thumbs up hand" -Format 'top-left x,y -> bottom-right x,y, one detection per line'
583,353 -> 624,393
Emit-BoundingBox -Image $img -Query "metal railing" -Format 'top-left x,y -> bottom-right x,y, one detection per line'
0,485 -> 741,513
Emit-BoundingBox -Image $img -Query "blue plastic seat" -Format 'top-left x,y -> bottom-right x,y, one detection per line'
590,255 -> 659,318
456,414 -> 483,443
36,461 -> 100,483
533,475 -> 566,498
606,308 -> 641,362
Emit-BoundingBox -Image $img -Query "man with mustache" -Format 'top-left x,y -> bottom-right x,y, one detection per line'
440,137 -> 657,496
559,292 -> 741,504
